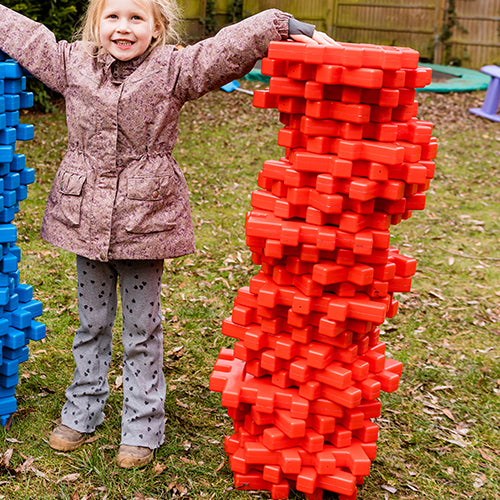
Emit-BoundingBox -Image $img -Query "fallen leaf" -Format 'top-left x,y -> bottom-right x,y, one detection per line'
0,449 -> 13,467
153,463 -> 166,475
473,474 -> 486,489
83,435 -> 100,445
381,484 -> 397,494
57,473 -> 81,483
114,375 -> 123,389
5,438 -> 23,444
16,456 -> 35,474
479,449 -> 494,462
441,408 -> 455,421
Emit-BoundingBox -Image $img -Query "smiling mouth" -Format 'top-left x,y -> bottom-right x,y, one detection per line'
113,40 -> 134,47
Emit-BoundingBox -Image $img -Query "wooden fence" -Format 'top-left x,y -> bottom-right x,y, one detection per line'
178,0 -> 500,69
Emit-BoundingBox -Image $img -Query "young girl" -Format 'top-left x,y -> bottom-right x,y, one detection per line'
0,0 -> 338,468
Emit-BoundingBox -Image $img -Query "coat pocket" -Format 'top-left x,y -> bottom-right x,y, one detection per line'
125,175 -> 178,233
52,171 -> 87,228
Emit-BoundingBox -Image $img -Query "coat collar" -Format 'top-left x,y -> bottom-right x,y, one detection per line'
96,46 -> 154,81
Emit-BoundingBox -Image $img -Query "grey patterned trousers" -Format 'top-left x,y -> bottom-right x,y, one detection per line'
61,256 -> 166,449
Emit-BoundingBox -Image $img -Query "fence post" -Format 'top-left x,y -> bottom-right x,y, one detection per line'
434,0 -> 448,64
327,0 -> 336,38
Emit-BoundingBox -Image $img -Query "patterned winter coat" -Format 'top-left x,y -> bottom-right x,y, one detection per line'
0,5 -> 291,261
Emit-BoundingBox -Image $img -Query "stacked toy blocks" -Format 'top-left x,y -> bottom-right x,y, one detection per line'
0,51 -> 45,427
210,40 -> 435,500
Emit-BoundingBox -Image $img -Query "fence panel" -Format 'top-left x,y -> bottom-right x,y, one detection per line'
178,0 -> 206,38
243,0 -> 335,30
333,1 -> 440,61
448,0 -> 500,67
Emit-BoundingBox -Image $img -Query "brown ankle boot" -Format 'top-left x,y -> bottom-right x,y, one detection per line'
116,445 -> 154,468
49,424 -> 87,452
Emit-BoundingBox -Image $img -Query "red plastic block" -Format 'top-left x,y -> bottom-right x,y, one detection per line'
210,349 -> 311,418
261,57 -> 288,76
253,89 -> 279,109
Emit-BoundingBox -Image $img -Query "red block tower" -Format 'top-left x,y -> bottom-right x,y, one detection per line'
210,41 -> 435,500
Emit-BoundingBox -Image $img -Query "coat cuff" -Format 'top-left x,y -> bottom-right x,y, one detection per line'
271,10 -> 293,39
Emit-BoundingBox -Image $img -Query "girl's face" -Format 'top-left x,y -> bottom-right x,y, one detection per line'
99,0 -> 160,61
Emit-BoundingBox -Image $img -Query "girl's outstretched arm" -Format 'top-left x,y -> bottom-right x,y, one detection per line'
170,9 -> 339,103
0,4 -> 68,94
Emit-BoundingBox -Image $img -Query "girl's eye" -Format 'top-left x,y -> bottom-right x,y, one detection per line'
132,15 -> 143,21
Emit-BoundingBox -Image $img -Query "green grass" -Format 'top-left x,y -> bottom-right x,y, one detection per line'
0,84 -> 498,500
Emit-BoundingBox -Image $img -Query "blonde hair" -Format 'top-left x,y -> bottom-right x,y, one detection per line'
79,0 -> 182,54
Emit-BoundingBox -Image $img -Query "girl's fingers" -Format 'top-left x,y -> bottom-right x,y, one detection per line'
290,31 -> 341,47
312,30 -> 342,47
289,33 -> 317,45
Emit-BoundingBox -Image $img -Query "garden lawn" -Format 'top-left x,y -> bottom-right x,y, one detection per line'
0,82 -> 498,500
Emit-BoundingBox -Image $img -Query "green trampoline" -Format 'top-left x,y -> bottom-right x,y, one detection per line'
419,63 -> 491,93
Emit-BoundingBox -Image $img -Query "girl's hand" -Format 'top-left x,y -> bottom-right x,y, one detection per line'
290,31 -> 341,47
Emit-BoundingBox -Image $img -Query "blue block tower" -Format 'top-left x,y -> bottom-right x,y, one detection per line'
0,50 -> 45,427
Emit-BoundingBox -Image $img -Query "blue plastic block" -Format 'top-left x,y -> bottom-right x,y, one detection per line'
16,124 -> 34,141
0,252 -> 18,273
0,372 -> 19,388
27,320 -> 46,341
0,145 -> 13,163
22,299 -> 43,319
0,387 -> 15,398
5,110 -> 19,127
0,113 -> 6,130
3,190 -> 16,207
2,345 -> 29,363
11,154 -> 26,172
0,163 -> 9,176
0,396 -> 17,415
10,244 -> 21,262
4,78 -> 23,94
4,327 -> 25,350
0,274 -> 9,287
4,61 -> 23,79
0,127 -> 17,145
0,317 -> 9,334
0,224 -> 16,243
4,94 -> 20,111
0,415 -> 12,427
0,358 -> 19,376
10,269 -> 20,286
20,91 -> 33,109
15,283 -> 33,302
0,96 -> 5,113
10,308 -> 32,330
16,185 -> 27,202
0,289 -> 8,306
5,292 -> 19,312
20,167 -> 35,185
0,207 -> 15,223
